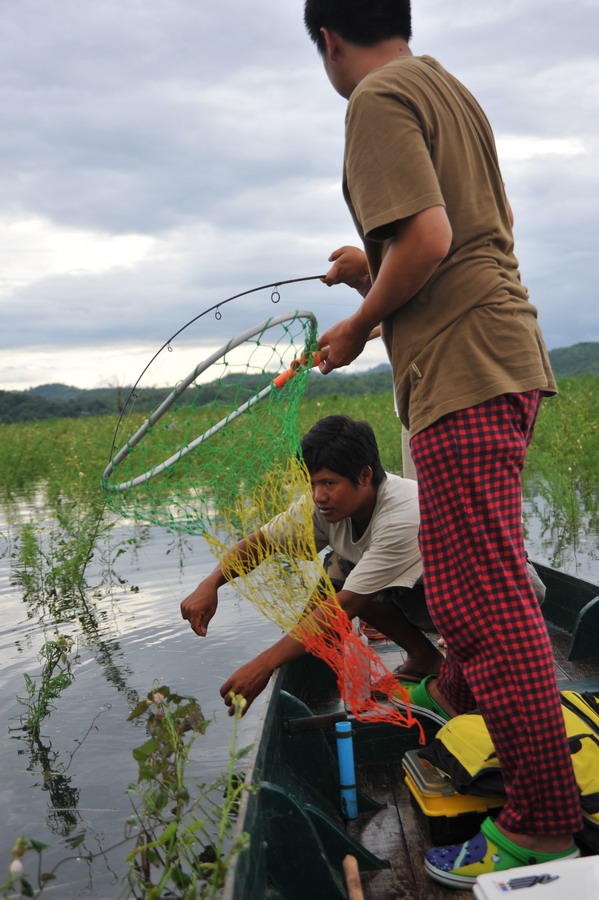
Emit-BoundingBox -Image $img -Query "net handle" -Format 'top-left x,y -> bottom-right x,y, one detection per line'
102,311 -> 318,493
272,346 -> 328,388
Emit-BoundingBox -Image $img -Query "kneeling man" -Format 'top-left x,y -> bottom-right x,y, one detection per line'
181,414 -> 442,714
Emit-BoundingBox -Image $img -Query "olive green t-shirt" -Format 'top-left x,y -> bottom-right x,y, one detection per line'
343,55 -> 556,434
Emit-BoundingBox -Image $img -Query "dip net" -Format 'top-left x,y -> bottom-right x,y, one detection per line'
102,311 -> 420,732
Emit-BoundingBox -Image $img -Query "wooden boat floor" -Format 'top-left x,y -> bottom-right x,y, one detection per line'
345,630 -> 599,900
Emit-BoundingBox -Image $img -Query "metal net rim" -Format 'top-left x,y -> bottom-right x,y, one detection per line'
101,310 -> 318,493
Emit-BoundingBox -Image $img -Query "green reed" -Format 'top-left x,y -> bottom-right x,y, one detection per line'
523,376 -> 599,565
15,634 -> 76,740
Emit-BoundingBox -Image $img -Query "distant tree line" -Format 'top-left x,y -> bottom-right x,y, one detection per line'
1,342 -> 597,424
0,368 -> 395,424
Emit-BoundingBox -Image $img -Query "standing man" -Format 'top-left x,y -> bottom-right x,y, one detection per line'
303,0 -> 581,889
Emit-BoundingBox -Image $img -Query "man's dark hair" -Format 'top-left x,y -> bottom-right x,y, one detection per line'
304,0 -> 412,53
300,415 -> 386,486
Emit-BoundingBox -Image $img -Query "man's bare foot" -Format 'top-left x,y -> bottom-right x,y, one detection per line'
495,822 -> 575,854
426,677 -> 460,718
395,647 -> 444,681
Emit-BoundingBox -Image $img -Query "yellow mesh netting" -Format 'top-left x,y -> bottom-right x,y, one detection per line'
102,312 -> 421,730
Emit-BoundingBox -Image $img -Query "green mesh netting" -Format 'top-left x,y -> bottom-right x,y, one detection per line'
101,310 -> 422,732
102,312 -> 319,537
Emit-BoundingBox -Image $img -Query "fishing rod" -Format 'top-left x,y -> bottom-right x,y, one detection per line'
108,274 -> 325,459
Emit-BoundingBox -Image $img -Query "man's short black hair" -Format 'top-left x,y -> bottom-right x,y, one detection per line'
304,0 -> 412,53
300,415 -> 386,487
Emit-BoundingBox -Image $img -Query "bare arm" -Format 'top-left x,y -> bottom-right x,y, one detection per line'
220,587 -> 370,715
318,205 -> 452,373
180,531 -> 271,636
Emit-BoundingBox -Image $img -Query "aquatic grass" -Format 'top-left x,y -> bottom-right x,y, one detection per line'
0,416 -> 116,506
14,634 -> 76,740
3,688 -> 252,899
526,376 -> 598,486
10,523 -> 44,598
524,376 -> 599,567
1,381 -> 597,579
2,381 -> 597,578
0,378 -> 596,506
11,500 -> 106,606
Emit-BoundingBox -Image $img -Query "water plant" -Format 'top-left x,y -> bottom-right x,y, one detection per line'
11,504 -> 105,607
126,686 -> 253,899
1,837 -> 48,899
524,376 -> 599,568
15,634 -> 76,740
3,687 -> 253,899
0,416 -> 116,507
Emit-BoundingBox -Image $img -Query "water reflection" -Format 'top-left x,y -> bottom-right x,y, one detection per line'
16,733 -> 81,836
523,472 -> 599,579
0,500 -> 280,896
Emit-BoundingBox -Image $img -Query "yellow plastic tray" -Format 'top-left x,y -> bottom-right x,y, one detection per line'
404,772 -> 504,818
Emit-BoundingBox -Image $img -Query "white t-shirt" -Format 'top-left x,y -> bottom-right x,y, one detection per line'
261,473 -> 422,595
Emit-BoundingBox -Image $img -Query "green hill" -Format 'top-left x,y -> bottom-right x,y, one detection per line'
30,383 -> 88,400
548,342 -> 599,377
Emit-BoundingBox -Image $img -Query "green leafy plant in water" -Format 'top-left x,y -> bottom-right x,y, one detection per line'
15,634 -> 76,739
0,830 -> 93,898
11,511 -> 99,607
10,497 -> 146,616
1,837 -> 50,899
10,524 -> 44,598
3,687 -> 253,898
126,686 -> 253,899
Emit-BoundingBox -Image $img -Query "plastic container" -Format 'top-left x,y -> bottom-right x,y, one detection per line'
473,856 -> 599,899
402,749 -> 505,844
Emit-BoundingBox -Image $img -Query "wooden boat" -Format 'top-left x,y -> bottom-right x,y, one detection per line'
222,564 -> 599,899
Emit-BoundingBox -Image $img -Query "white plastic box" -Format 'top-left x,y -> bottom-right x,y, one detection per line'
473,856 -> 599,898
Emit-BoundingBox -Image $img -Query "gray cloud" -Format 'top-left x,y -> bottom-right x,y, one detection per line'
0,0 -> 597,390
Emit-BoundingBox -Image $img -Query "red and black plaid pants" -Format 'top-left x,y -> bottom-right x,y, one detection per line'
410,391 -> 582,835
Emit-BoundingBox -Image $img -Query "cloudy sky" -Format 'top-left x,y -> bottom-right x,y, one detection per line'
1,0 -> 597,391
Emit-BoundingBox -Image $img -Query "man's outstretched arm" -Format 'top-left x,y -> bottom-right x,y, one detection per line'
220,587 -> 370,715
180,531 -> 271,636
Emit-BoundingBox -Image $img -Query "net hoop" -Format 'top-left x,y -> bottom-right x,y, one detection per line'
102,310 -> 318,493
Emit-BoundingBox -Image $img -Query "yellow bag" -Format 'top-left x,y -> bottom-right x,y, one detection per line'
419,691 -> 599,851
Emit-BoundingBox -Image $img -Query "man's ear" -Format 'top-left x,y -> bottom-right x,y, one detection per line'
358,466 -> 373,487
320,27 -> 340,60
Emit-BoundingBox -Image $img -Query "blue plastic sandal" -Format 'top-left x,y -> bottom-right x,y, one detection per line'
424,816 -> 580,888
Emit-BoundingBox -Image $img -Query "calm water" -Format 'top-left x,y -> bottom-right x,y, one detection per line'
0,510 -> 280,897
1,491 -> 597,898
